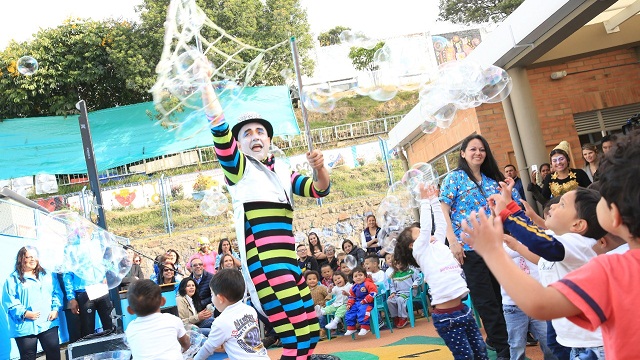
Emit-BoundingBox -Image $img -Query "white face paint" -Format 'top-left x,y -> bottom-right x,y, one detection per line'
238,122 -> 270,161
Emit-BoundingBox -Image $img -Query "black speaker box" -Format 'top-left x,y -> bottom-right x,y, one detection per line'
65,333 -> 130,360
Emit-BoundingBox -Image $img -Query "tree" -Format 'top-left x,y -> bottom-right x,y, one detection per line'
347,42 -> 385,72
0,18 -> 153,119
438,0 -> 524,24
137,0 -> 314,86
317,26 -> 350,47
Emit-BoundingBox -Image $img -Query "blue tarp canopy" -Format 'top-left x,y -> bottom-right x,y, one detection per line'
0,86 -> 299,180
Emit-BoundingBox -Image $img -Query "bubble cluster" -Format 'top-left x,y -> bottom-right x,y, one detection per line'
344,254 -> 358,270
401,162 -> 439,200
17,56 -> 38,75
335,222 -> 354,236
199,190 -> 229,217
418,61 -> 512,133
37,211 -> 131,289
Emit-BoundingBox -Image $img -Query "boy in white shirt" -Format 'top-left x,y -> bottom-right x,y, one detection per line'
194,269 -> 269,360
364,254 -> 387,290
125,280 -> 190,360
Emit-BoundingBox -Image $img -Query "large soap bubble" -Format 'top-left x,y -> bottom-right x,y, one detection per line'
182,330 -> 208,360
17,56 -> 38,75
344,254 -> 358,270
199,190 -> 229,217
39,211 -> 131,289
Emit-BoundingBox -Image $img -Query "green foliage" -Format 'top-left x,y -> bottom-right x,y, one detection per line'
317,26 -> 350,47
438,0 -> 524,24
347,42 -> 385,72
0,19 -> 155,120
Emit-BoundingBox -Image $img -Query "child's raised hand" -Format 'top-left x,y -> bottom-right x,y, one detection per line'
487,194 -> 508,215
498,179 -> 515,202
461,210 -> 505,258
520,199 -> 535,218
419,183 -> 439,200
503,234 -> 521,252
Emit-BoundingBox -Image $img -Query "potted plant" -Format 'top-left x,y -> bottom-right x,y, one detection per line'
192,174 -> 213,200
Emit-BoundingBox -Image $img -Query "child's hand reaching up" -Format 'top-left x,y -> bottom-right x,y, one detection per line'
419,183 -> 439,200
503,234 -> 521,252
461,210 -> 505,258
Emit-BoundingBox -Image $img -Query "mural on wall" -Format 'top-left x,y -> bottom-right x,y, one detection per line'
432,29 -> 482,65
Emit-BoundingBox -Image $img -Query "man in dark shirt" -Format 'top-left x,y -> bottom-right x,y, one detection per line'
188,258 -> 213,307
504,164 -> 526,200
296,244 -> 319,273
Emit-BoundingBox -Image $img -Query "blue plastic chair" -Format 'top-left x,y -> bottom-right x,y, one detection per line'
407,272 -> 431,327
462,294 -> 482,328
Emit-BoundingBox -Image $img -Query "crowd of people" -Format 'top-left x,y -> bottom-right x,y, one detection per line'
2,69 -> 637,360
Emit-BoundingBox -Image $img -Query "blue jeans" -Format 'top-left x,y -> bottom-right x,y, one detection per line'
570,346 -> 605,360
432,305 -> 488,360
503,304 -> 556,360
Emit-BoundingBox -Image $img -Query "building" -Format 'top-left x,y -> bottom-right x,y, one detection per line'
388,0 -> 640,205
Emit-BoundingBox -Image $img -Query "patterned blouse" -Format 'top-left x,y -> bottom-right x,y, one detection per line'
440,169 -> 521,251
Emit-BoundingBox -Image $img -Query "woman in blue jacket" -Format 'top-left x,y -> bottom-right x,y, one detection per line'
2,246 -> 63,360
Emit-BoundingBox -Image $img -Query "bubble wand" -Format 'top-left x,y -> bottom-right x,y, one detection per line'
290,36 -> 318,181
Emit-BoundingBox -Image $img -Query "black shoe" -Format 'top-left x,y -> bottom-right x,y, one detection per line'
526,332 -> 538,346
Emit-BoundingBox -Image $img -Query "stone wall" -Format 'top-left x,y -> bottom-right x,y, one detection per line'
132,195 -> 384,276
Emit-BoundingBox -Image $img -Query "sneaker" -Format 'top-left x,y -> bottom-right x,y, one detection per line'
396,317 -> 408,328
343,329 -> 357,336
378,319 -> 386,329
526,332 -> 538,346
325,318 -> 339,330
358,328 -> 370,336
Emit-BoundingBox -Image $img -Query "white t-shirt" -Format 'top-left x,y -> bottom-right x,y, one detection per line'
538,231 -> 603,348
369,270 -> 387,292
194,301 -> 269,360
330,283 -> 352,307
125,312 -> 186,360
413,198 -> 469,305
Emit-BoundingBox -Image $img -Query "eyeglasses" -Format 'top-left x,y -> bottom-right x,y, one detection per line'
163,268 -> 175,273
551,156 -> 566,163
296,249 -> 306,253
133,259 -> 141,263
192,263 -> 203,267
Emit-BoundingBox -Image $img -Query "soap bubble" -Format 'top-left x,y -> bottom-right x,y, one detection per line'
174,108 -> 209,140
481,65 -> 513,103
344,254 -> 358,269
199,191 -> 228,217
382,237 -> 397,254
17,56 -> 38,75
411,162 -> 438,185
340,30 -> 377,49
335,222 -> 353,235
301,87 -> 336,113
401,168 -> 425,200
386,182 -> 414,209
43,211 -> 131,289
420,120 -> 437,134
294,232 -> 307,244
270,144 -> 291,171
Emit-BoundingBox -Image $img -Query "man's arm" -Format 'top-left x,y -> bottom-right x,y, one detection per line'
461,210 -> 582,320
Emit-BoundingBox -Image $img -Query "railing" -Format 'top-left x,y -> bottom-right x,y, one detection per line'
54,115 -> 404,186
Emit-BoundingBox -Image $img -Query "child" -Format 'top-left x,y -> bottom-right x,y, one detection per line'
383,253 -> 394,282
501,236 -> 555,360
364,254 -> 386,291
305,270 -> 329,339
487,181 -> 607,359
194,269 -> 269,360
339,260 -> 353,282
343,266 -> 377,337
125,280 -> 190,360
394,184 -> 487,359
462,130 -> 640,359
323,272 -> 351,330
320,263 -> 335,291
336,251 -> 347,267
386,253 -> 421,329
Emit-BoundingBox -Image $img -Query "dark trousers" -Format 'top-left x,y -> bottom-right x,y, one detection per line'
462,251 -> 510,358
14,326 -> 60,360
547,321 -> 571,360
76,292 -> 113,337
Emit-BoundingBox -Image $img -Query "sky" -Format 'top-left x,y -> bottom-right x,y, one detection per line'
0,0 -> 463,50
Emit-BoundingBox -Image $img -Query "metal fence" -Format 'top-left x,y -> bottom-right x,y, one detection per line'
54,115 -> 404,186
